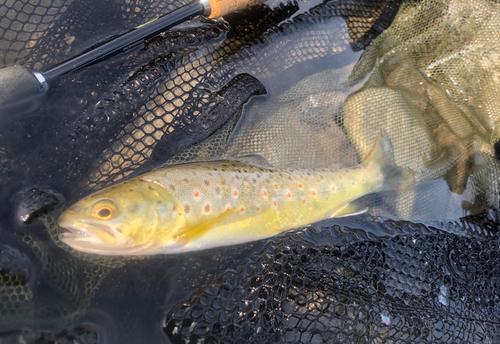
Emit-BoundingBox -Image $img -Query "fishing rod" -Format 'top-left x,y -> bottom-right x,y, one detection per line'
0,0 -> 266,125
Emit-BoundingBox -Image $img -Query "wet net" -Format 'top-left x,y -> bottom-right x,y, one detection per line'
1,0 -> 500,342
166,217 -> 500,343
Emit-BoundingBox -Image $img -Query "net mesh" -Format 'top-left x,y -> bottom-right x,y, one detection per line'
165,217 -> 500,343
0,0 -> 500,341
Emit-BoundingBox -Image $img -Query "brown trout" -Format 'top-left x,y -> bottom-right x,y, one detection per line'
58,133 -> 413,255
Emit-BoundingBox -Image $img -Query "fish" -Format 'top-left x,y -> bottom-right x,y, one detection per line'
58,132 -> 414,255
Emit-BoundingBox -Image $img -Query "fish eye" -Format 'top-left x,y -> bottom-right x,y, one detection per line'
98,208 -> 111,218
92,201 -> 117,220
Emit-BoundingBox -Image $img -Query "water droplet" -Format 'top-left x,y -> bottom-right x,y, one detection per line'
380,312 -> 391,325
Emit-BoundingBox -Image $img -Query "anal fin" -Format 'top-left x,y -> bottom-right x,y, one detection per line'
331,201 -> 368,218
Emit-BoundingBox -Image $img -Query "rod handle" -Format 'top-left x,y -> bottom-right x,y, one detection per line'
0,65 -> 47,130
207,0 -> 267,18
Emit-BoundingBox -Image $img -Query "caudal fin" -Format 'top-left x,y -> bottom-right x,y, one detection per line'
361,131 -> 414,191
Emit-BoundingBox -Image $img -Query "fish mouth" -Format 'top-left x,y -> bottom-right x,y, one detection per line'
59,223 -> 85,238
58,213 -> 87,239
58,216 -> 115,243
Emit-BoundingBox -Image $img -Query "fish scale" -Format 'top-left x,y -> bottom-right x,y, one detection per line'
141,160 -> 388,254
146,162 -> 377,226
58,133 -> 413,255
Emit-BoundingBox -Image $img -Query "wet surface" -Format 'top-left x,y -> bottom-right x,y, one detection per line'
1,0 -> 500,342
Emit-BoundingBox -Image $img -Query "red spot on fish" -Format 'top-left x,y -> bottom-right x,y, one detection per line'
226,207 -> 231,211
274,185 -> 278,189
361,178 -> 365,182
298,184 -> 303,188
326,197 -> 329,201
287,192 -> 291,198
204,204 -> 210,212
246,185 -> 250,189
233,191 -> 238,196
312,191 -> 316,196
240,207 -> 244,211
352,182 -> 355,185
194,191 -> 199,197
339,176 -> 342,179
273,201 -> 277,207
332,186 -> 335,191
256,207 -> 260,211
302,199 -> 306,204
262,190 -> 267,196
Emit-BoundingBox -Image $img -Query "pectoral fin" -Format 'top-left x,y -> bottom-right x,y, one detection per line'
331,201 -> 368,218
174,208 -> 237,244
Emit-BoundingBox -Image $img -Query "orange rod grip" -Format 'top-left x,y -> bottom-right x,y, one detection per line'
207,0 -> 267,18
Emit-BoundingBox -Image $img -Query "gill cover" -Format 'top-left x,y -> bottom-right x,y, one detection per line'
58,178 -> 183,255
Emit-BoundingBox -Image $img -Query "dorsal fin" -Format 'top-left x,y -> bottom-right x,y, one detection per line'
235,154 -> 273,168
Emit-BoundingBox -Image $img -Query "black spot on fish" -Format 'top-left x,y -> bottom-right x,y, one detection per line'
214,168 -> 218,171
184,179 -> 189,183
129,189 -> 133,192
208,172 -> 213,176
266,178 -> 269,183
221,169 -> 226,172
204,180 -> 210,186
236,169 -> 241,173
252,179 -> 256,183
243,169 -> 248,173
170,185 -> 175,191
235,175 -> 240,180
288,177 -> 292,181
256,174 -> 261,178
279,174 -> 283,177
148,186 -> 154,190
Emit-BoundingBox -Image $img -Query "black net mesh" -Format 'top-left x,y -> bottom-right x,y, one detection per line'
166,216 -> 500,343
1,0 -> 500,342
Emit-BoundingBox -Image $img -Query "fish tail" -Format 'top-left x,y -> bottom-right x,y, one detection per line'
361,131 -> 414,191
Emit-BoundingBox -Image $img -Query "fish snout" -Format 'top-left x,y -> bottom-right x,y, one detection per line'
57,209 -> 78,231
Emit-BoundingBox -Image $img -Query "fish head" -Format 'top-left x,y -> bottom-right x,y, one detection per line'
58,179 -> 182,255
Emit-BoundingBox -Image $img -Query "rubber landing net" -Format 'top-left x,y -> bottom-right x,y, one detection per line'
0,0 -> 500,342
